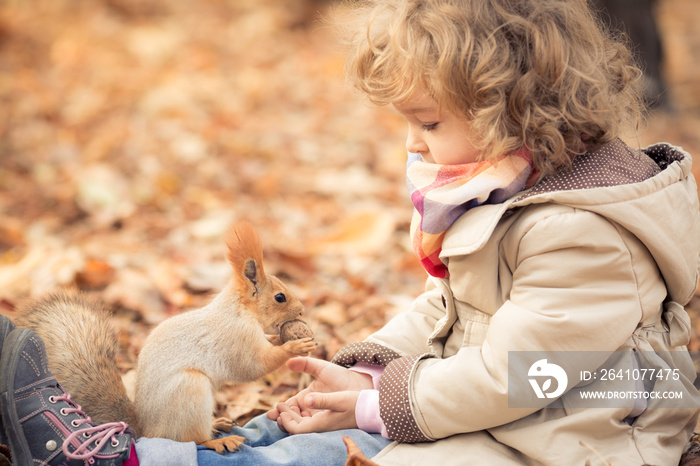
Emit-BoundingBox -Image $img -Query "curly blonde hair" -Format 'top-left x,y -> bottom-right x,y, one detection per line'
341,0 -> 644,174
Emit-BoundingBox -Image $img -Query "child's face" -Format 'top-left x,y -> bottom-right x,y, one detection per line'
393,90 -> 480,165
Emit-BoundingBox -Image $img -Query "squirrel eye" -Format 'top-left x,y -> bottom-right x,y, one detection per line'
274,293 -> 286,303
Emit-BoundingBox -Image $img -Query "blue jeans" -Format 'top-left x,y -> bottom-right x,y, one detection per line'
196,415 -> 393,466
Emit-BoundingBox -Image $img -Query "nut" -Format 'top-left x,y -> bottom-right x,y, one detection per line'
280,319 -> 314,343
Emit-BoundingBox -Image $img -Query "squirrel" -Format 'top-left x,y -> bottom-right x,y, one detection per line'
13,222 -> 318,454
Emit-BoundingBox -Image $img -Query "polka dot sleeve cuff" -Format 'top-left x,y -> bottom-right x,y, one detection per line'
331,342 -> 402,368
379,354 -> 433,443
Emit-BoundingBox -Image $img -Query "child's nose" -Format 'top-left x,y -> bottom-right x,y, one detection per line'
406,126 -> 428,154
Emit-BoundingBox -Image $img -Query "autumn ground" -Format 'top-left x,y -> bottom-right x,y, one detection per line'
0,0 -> 699,433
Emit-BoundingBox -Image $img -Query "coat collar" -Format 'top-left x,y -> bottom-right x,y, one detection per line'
440,140 -> 693,258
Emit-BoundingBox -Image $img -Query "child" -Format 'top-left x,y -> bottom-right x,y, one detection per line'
268,0 -> 700,464
2,0 -> 699,465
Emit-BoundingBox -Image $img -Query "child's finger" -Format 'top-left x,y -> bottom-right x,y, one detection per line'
275,402 -> 304,433
278,404 -> 306,431
276,401 -> 306,419
286,357 -> 332,377
266,408 -> 280,421
305,392 -> 356,413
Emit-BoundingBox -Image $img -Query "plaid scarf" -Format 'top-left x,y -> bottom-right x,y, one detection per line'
407,150 -> 535,278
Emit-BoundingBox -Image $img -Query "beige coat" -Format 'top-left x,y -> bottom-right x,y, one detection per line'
334,140 -> 700,465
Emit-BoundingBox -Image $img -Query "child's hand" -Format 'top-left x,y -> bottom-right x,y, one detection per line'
275,391 -> 361,434
266,357 -> 373,431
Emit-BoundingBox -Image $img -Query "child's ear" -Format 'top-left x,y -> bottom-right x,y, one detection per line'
225,222 -> 266,296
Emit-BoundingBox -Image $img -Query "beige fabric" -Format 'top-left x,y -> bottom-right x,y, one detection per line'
361,141 -> 700,465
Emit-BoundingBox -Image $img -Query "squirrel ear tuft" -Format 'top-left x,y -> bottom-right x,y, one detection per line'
225,222 -> 266,290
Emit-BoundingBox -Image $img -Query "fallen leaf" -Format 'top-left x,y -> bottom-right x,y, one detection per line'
311,211 -> 396,255
343,437 -> 379,466
76,258 -> 116,290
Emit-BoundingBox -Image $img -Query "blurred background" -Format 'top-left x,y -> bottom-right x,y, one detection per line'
0,0 -> 699,423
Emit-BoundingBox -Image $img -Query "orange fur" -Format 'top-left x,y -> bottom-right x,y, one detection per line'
225,222 -> 266,290
184,368 -> 208,377
201,436 -> 247,454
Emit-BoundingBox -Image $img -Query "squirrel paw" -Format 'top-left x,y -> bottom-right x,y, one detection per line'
284,337 -> 317,356
213,417 -> 235,433
200,435 -> 247,454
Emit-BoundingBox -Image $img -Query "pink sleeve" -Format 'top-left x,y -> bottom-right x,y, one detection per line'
348,362 -> 384,389
356,390 -> 390,439
349,362 -> 390,439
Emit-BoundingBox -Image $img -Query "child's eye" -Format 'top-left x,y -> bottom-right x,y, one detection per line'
422,123 -> 438,131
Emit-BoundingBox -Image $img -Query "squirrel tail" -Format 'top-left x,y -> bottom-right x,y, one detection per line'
13,289 -> 141,435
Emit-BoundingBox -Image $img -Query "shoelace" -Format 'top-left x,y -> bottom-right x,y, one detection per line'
49,392 -> 130,463
63,421 -> 130,462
